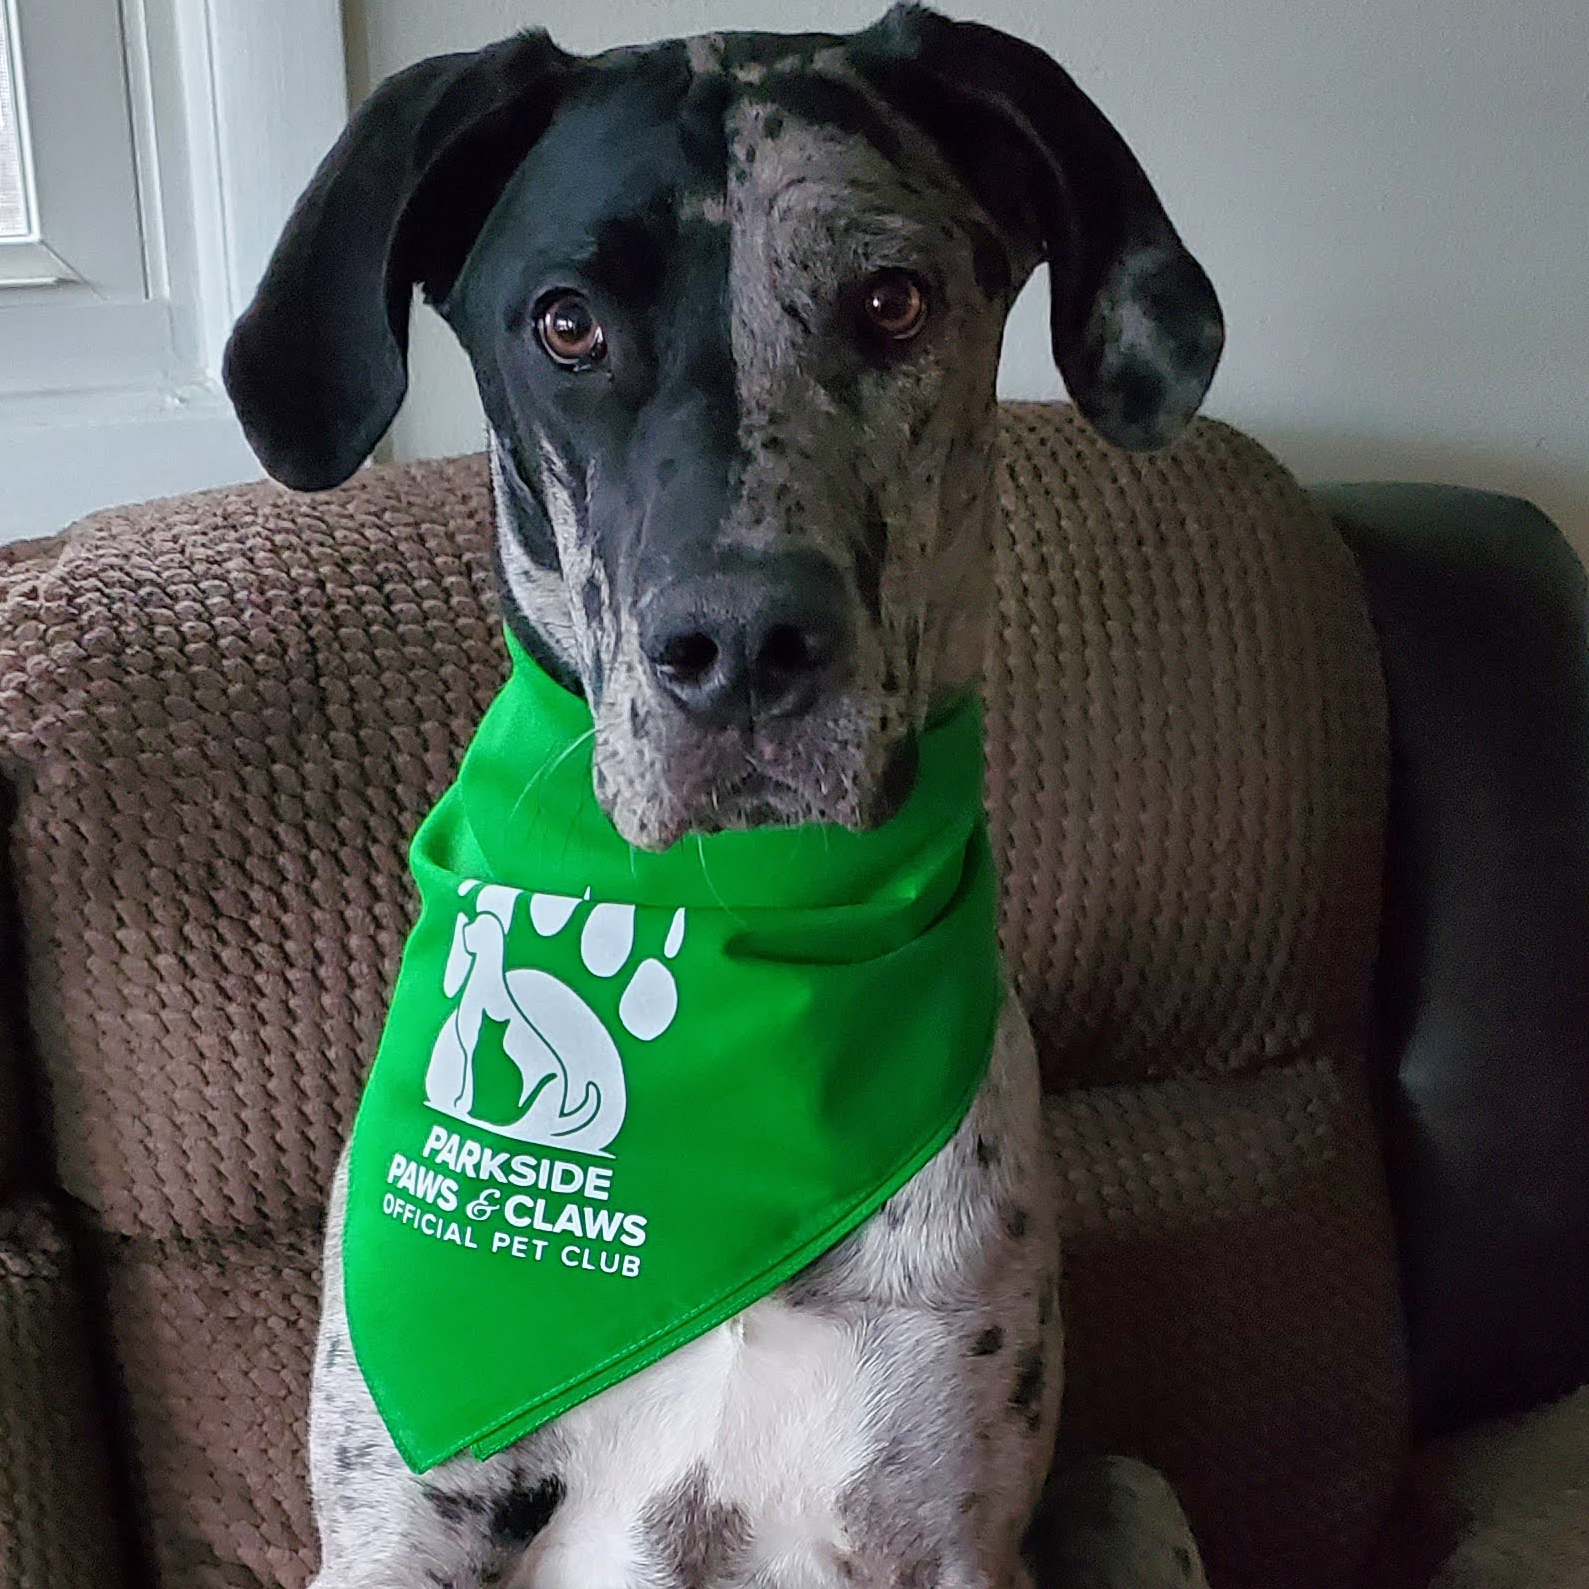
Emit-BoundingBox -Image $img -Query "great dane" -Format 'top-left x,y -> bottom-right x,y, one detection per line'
224,7 -> 1224,1586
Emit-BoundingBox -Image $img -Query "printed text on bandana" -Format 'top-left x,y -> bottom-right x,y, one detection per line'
380,1126 -> 648,1277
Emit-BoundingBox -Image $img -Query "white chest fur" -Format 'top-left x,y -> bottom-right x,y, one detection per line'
522,1299 -> 873,1587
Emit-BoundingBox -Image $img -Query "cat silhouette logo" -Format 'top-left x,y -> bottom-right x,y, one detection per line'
423,880 -> 684,1156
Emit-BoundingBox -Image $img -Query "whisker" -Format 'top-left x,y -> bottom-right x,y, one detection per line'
508,726 -> 596,830
694,831 -> 748,928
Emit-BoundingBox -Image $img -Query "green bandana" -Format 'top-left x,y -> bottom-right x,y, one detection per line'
344,632 -> 1001,1472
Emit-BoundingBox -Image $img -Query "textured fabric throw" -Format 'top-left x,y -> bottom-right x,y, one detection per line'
343,632 -> 1001,1471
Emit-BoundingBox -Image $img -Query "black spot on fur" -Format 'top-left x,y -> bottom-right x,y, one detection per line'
497,445 -> 560,573
1103,364 -> 1170,443
513,504 -> 560,575
1009,1344 -> 1045,1431
825,362 -> 863,417
679,71 -> 732,185
1038,1273 -> 1056,1326
974,1134 -> 998,1169
878,737 -> 916,816
1004,1203 -> 1029,1240
763,108 -> 785,140
1175,1544 -> 1195,1576
643,1463 -> 751,1583
491,1474 -> 564,1544
424,1487 -> 487,1525
959,1490 -> 980,1515
678,334 -> 738,438
756,72 -> 902,164
501,580 -> 581,693
968,220 -> 1011,300
582,574 -> 603,631
854,498 -> 887,621
970,1325 -> 1004,1356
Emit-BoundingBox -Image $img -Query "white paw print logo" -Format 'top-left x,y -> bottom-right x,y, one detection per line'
423,882 -> 684,1156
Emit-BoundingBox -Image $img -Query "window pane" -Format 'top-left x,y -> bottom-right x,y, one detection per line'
0,6 -> 29,240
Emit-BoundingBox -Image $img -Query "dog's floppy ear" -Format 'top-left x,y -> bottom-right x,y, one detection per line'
223,31 -> 575,490
853,5 -> 1224,450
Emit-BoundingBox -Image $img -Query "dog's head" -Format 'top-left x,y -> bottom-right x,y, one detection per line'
225,6 -> 1222,849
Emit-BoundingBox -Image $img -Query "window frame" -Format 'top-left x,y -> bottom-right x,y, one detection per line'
0,0 -> 44,252
0,0 -> 347,541
0,0 -> 148,296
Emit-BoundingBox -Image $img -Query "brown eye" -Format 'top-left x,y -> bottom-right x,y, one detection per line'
862,269 -> 928,340
536,292 -> 606,367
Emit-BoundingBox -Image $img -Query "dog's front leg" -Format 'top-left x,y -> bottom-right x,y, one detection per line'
1026,1455 -> 1208,1588
309,1159 -> 567,1589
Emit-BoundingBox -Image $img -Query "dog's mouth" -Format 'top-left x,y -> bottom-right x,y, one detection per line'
592,714 -> 917,852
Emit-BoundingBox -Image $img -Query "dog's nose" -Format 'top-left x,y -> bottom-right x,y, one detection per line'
639,552 -> 851,728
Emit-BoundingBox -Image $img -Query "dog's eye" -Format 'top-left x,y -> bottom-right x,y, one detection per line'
536,292 -> 607,368
861,270 -> 928,341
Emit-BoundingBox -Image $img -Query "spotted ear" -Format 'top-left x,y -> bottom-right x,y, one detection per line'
853,5 -> 1224,450
223,31 -> 576,491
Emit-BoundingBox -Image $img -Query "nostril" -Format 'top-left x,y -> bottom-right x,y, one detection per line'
655,631 -> 719,688
642,561 -> 849,726
758,623 -> 825,678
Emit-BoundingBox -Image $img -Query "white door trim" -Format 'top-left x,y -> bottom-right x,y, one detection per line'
171,0 -> 348,377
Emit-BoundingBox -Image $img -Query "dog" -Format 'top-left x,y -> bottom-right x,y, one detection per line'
223,7 -> 1224,1586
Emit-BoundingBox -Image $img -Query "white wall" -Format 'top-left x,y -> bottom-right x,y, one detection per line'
342,0 -> 1589,560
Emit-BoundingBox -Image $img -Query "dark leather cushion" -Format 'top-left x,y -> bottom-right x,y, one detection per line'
1322,482 -> 1589,1434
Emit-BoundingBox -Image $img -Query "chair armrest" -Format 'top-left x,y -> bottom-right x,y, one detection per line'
0,763 -> 132,1583
1317,482 -> 1589,1436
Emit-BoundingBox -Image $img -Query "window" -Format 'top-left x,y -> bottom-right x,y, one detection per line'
0,6 -> 29,242
0,0 -> 347,542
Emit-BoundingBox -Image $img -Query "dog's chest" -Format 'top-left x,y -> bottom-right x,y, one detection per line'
508,997 -> 1057,1589
520,1296 -> 875,1585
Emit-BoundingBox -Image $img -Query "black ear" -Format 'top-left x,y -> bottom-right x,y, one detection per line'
223,31 -> 576,490
853,5 -> 1224,450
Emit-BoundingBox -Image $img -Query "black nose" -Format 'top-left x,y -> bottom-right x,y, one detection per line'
639,551 -> 852,728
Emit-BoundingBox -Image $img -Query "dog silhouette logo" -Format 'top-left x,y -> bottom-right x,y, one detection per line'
423,880 -> 684,1156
